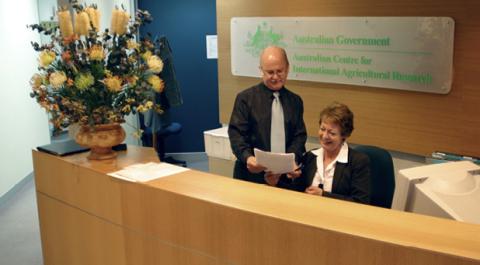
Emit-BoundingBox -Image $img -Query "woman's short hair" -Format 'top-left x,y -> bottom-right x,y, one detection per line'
319,102 -> 354,138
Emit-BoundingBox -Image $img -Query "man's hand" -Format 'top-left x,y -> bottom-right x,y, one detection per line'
246,156 -> 266,173
286,162 -> 302,179
305,185 -> 323,196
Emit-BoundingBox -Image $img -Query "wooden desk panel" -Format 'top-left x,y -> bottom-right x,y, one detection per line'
33,146 -> 480,265
37,193 -> 221,265
33,146 -> 159,224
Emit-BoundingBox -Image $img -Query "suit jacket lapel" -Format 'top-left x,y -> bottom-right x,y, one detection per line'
332,162 -> 347,193
304,152 -> 318,186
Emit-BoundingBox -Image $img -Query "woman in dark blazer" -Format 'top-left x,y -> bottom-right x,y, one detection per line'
300,102 -> 371,204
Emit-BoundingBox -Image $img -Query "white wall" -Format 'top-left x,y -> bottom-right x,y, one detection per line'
0,0 -> 50,197
0,0 -> 138,198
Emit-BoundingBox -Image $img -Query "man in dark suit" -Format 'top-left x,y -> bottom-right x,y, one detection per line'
228,46 -> 307,187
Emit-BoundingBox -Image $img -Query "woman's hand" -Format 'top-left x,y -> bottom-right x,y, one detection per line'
305,185 -> 323,196
264,172 -> 281,186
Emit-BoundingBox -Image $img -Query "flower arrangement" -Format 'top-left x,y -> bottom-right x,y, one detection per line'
29,1 -> 165,135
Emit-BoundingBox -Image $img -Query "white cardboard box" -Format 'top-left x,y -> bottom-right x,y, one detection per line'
203,127 -> 236,161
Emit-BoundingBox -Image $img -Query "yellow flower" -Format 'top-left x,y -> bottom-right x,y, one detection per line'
128,54 -> 138,64
121,105 -> 131,113
137,104 -> 147,113
143,40 -> 154,49
74,72 -> 94,90
104,76 -> 122,92
39,50 -> 56,67
89,45 -> 104,61
147,55 -> 164,73
145,101 -> 154,109
127,39 -> 139,50
30,74 -> 43,90
141,50 -> 152,61
147,75 -> 165,93
49,71 -> 67,89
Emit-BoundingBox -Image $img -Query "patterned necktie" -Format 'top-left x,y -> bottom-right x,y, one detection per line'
270,92 -> 285,153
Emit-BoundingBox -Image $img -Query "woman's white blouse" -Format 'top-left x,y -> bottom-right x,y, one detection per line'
311,143 -> 349,192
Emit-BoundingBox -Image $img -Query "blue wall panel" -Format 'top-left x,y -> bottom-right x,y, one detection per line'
139,0 -> 220,152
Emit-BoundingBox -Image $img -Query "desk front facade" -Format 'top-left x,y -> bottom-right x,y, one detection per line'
32,146 -> 480,265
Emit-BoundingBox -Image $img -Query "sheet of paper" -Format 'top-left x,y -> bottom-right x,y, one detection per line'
108,162 -> 189,182
206,35 -> 217,59
254,148 -> 295,174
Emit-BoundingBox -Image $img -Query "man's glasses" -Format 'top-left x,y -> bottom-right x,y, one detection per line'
261,69 -> 286,78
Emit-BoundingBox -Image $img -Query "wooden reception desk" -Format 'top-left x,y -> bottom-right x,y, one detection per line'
32,146 -> 480,265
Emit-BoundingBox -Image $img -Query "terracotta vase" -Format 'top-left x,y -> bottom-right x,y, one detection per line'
75,123 -> 126,160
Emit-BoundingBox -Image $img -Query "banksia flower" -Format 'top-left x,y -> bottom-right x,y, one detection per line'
85,6 -> 101,32
110,9 -> 129,35
74,11 -> 91,36
58,10 -> 74,37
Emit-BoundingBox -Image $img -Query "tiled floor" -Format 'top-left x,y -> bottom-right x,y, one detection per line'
0,152 -> 209,265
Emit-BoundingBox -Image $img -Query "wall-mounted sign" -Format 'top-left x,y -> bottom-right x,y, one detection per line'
206,35 -> 218,59
231,17 -> 454,94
